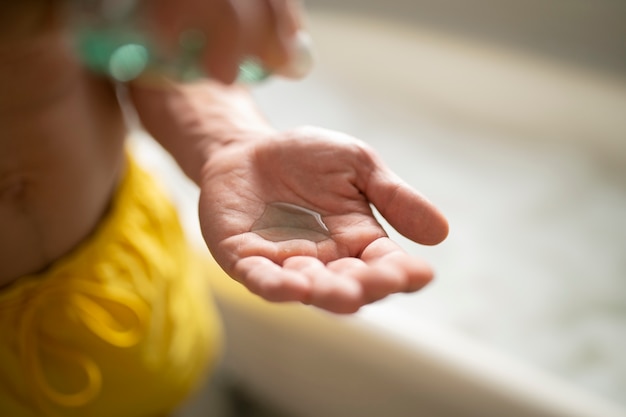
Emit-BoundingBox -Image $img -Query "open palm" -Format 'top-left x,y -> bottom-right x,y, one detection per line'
198,126 -> 448,313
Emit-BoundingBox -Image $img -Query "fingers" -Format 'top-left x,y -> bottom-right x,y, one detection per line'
233,256 -> 310,302
232,0 -> 313,79
283,257 -> 364,314
244,0 -> 292,71
357,150 -> 449,246
230,238 -> 433,314
358,237 -> 434,294
200,1 -> 244,84
146,0 -> 308,83
233,255 -> 365,314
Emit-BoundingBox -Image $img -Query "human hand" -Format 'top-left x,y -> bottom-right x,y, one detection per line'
129,80 -> 447,314
198,126 -> 449,313
144,0 -> 311,83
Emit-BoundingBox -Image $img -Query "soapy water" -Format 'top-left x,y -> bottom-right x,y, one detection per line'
250,202 -> 330,243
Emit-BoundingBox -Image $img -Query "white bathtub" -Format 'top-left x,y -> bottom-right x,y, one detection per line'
133,3 -> 626,416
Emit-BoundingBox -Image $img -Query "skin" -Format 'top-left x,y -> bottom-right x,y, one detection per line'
131,82 -> 449,314
0,5 -> 126,285
0,0 -> 297,284
146,0 -> 301,82
0,0 -> 448,314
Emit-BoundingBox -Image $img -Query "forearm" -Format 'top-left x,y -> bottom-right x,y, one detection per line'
128,80 -> 275,183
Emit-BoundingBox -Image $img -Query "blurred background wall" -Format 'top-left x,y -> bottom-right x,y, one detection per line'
307,0 -> 626,76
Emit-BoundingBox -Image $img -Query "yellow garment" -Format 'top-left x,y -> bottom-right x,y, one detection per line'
0,157 -> 222,417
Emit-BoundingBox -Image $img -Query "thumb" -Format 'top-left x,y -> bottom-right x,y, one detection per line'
362,161 -> 449,246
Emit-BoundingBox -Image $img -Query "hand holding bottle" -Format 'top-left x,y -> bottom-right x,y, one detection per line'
73,0 -> 314,83
146,0 -> 312,82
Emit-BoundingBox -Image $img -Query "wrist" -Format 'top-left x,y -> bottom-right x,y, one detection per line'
129,79 -> 275,183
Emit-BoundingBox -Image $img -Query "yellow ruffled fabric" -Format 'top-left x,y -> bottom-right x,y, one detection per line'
0,156 -> 222,417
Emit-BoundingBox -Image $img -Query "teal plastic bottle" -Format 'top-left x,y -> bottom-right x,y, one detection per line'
71,0 -> 270,83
